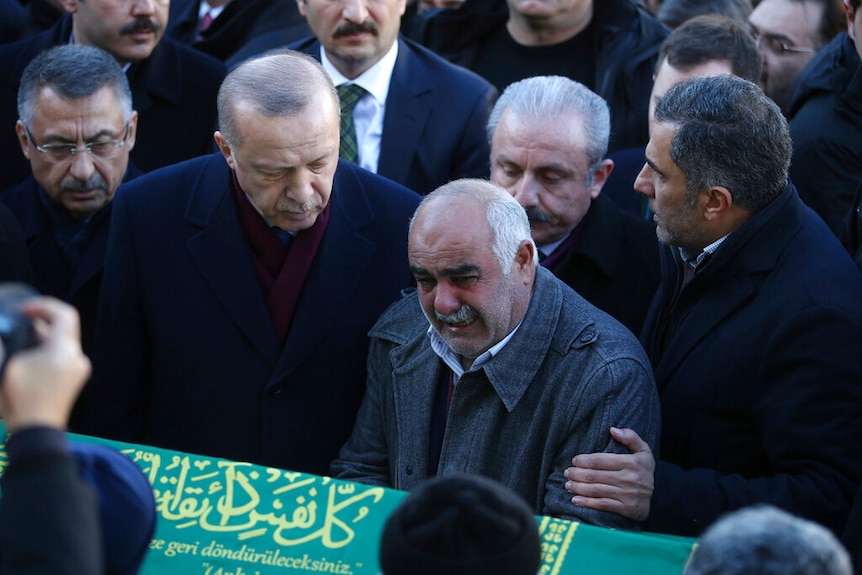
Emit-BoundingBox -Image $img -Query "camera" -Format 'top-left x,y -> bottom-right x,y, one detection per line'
0,283 -> 39,372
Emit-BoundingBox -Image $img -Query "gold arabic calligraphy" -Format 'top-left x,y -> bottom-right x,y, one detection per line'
124,450 -> 384,549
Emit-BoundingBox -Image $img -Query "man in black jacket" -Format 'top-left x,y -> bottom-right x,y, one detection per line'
408,0 -> 668,152
565,75 -> 862,539
1,45 -> 140,360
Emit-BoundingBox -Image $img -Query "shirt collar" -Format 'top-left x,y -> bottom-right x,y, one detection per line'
427,321 -> 522,381
319,41 -> 398,105
679,234 -> 730,269
198,1 -> 226,19
537,232 -> 569,256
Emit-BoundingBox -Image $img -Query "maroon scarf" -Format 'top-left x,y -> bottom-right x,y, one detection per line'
231,171 -> 330,343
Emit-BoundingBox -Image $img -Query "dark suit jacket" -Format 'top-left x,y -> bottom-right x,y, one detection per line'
0,177 -> 109,358
286,36 -> 495,195
83,154 -> 421,476
0,0 -> 27,43
841,177 -> 862,270
0,15 -> 226,190
0,201 -> 32,284
0,428 -> 102,575
166,0 -> 308,62
0,165 -> 140,356
642,184 -> 862,537
787,33 -> 862,236
547,194 -> 659,335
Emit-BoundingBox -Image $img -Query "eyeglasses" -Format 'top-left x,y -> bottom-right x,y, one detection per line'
25,122 -> 130,162
751,32 -> 816,56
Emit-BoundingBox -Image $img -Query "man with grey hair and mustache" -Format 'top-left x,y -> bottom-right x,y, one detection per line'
331,178 -> 660,528
81,50 -> 421,476
488,75 -> 660,335
0,44 -> 140,359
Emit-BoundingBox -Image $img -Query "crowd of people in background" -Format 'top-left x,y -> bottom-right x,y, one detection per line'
1,0 -> 862,572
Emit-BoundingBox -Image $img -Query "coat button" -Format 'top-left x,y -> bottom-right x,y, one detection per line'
405,466 -> 413,475
271,385 -> 283,396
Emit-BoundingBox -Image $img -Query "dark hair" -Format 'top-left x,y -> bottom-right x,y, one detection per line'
658,0 -> 752,29
848,0 -> 860,16
659,14 -> 762,83
217,49 -> 338,147
17,44 -> 132,127
654,74 -> 791,212
803,0 -> 847,48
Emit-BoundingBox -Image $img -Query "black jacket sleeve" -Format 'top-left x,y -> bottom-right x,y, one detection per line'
0,427 -> 103,575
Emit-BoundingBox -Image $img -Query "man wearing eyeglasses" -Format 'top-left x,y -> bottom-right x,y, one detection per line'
0,0 -> 226,192
0,44 -> 139,363
748,0 -> 845,114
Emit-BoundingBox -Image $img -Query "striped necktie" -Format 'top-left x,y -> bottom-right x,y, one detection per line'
337,83 -> 366,164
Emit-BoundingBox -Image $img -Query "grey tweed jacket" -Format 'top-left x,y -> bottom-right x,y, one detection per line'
331,266 -> 660,529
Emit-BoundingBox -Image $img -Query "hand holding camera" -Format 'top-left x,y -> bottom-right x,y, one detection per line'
0,285 -> 91,432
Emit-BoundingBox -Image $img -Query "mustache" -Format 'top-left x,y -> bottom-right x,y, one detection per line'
275,199 -> 322,214
436,304 -> 478,325
120,18 -> 160,35
524,207 -> 552,224
62,174 -> 108,193
333,21 -> 378,38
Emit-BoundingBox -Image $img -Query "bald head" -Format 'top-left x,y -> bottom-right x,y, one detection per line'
217,50 -> 339,148
409,179 -> 536,368
413,179 -> 538,273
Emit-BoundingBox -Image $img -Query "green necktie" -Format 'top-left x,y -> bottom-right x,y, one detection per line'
337,83 -> 366,164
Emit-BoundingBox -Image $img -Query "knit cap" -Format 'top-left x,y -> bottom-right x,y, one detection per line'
379,474 -> 541,575
70,442 -> 157,575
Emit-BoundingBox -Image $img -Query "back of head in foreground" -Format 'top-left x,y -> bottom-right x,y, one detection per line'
685,505 -> 853,575
379,474 -> 541,575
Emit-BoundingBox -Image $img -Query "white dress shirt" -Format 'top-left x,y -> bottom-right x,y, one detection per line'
319,42 -> 399,174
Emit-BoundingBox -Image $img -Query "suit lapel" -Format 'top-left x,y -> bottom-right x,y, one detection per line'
377,40 -> 433,185
129,39 -> 182,116
67,211 -> 109,297
653,272 -> 755,391
8,182 -> 70,297
653,188 -> 802,391
185,157 -> 280,363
